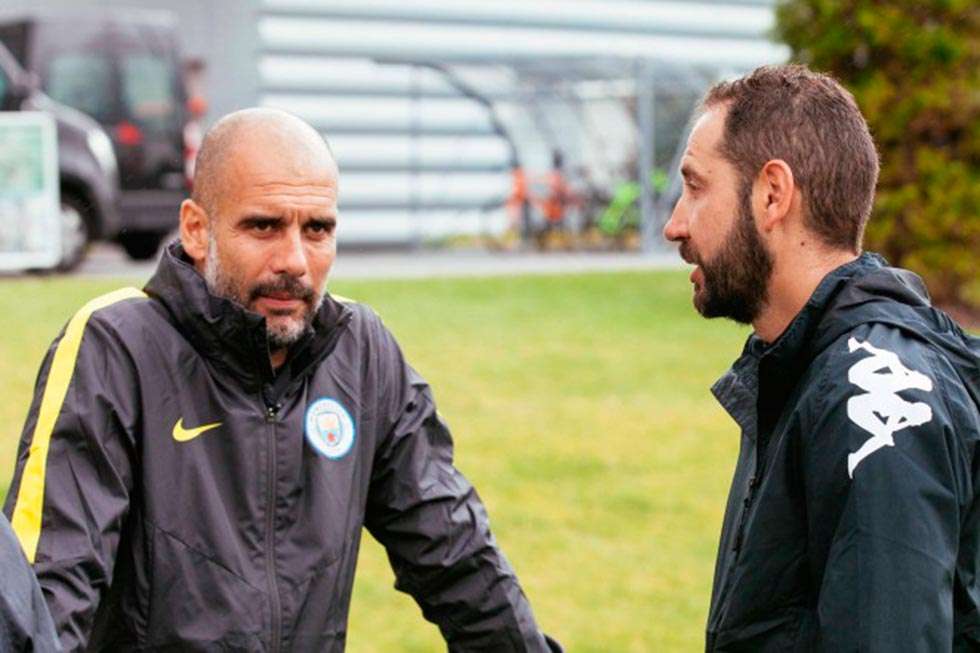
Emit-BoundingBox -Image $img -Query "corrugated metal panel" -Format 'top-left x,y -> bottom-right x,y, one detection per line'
257,0 -> 784,243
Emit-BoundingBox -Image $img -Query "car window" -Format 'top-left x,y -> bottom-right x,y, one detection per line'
0,65 -> 8,104
122,55 -> 176,134
0,22 -> 29,67
44,53 -> 114,123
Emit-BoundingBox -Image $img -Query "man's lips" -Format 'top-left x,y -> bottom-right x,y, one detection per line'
255,294 -> 304,311
247,276 -> 315,315
690,265 -> 703,286
678,245 -> 701,284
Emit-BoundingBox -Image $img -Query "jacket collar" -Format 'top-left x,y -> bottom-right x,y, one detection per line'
711,252 -> 885,438
756,252 -> 886,369
143,241 -> 351,391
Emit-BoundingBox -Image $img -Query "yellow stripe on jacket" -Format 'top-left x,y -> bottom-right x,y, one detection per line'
11,287 -> 147,563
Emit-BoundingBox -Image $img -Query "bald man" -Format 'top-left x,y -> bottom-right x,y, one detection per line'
4,109 -> 561,652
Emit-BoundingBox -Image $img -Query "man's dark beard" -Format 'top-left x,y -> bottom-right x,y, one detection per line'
682,189 -> 773,324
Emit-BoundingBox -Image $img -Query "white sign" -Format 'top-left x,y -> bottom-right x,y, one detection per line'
0,112 -> 60,271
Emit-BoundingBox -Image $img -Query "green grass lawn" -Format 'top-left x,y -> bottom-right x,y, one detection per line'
0,270 -> 749,652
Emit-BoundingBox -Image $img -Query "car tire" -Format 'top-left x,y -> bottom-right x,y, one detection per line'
119,231 -> 166,261
56,194 -> 92,272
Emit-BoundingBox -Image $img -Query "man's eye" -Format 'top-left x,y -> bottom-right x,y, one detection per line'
307,221 -> 334,235
251,220 -> 276,232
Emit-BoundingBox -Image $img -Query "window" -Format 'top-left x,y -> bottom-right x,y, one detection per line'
0,22 -> 29,67
44,53 -> 114,123
121,55 -> 177,133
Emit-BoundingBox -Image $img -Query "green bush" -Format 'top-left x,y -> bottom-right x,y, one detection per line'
775,0 -> 979,308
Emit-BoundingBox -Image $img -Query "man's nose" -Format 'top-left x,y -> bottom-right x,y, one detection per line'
273,227 -> 308,277
662,205 -> 688,243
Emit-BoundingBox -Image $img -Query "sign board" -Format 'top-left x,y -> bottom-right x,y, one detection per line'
0,112 -> 60,271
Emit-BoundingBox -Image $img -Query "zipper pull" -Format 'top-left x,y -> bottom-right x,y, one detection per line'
732,476 -> 759,553
265,403 -> 281,423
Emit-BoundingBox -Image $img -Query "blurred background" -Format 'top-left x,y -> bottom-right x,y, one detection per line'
0,0 -> 787,268
0,1 -> 976,651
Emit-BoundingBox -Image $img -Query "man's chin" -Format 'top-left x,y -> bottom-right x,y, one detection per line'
692,286 -> 711,317
267,321 -> 308,349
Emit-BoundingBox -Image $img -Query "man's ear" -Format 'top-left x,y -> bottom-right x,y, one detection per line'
179,199 -> 210,266
754,159 -> 797,233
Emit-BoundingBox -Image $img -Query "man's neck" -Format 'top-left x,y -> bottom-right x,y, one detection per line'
753,247 -> 859,344
270,348 -> 287,369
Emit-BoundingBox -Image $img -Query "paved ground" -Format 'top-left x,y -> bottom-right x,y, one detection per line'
70,242 -> 685,282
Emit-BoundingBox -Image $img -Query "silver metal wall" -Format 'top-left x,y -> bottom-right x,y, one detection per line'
255,0 -> 786,243
12,0 -> 786,244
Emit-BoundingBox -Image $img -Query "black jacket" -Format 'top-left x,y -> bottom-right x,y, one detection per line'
4,243 -> 559,652
706,253 -> 980,651
0,513 -> 61,652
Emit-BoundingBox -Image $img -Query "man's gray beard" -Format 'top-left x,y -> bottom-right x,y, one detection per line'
203,233 -> 321,350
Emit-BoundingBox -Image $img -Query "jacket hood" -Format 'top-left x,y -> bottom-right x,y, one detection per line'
143,241 -> 351,390
813,255 -> 980,406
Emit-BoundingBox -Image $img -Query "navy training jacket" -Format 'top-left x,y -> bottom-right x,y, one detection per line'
707,253 -> 980,651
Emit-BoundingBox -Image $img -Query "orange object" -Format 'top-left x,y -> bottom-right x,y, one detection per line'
507,167 -> 528,225
541,169 -> 568,224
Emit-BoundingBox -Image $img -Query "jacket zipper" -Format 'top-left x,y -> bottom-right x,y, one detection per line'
731,474 -> 759,555
265,402 -> 282,653
258,313 -> 349,651
709,471 -> 759,636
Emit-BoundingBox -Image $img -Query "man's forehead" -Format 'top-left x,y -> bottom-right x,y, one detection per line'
214,143 -> 336,207
681,107 -> 727,173
211,144 -> 338,221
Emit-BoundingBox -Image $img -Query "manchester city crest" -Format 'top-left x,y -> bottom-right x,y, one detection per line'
304,398 -> 355,459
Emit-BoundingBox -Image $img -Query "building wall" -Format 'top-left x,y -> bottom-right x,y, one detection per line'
11,0 -> 784,243
252,0 -> 785,242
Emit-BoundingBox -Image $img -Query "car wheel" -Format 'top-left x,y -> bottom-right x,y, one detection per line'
56,194 -> 92,271
119,231 -> 165,261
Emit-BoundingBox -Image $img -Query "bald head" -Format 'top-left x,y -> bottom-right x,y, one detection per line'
179,108 -> 340,364
191,108 -> 337,220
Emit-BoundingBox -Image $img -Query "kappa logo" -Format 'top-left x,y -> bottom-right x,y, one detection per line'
845,337 -> 934,477
304,397 -> 355,459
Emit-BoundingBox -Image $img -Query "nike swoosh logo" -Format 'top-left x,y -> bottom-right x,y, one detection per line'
172,418 -> 222,442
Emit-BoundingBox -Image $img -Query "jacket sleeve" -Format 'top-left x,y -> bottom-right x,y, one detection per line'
2,310 -> 139,652
363,325 -> 560,652
0,513 -> 62,653
801,325 -> 977,651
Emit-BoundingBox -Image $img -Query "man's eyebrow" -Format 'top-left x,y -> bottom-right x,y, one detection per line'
241,214 -> 283,222
237,214 -> 284,227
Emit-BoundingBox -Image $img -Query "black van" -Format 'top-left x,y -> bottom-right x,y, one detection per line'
0,9 -> 189,261
0,38 -> 120,270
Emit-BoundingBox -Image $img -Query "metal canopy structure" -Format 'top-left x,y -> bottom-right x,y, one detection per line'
257,0 -> 786,246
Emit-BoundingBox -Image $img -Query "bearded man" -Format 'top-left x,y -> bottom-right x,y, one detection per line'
4,108 -> 560,653
664,65 -> 980,651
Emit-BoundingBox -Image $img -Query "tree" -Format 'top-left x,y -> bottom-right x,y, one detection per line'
775,0 -> 979,310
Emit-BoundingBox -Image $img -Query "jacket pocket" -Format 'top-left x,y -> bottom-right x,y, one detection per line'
145,524 -> 266,651
280,533 -> 357,652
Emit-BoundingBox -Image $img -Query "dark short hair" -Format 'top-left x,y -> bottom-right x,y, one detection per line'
702,64 -> 879,252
